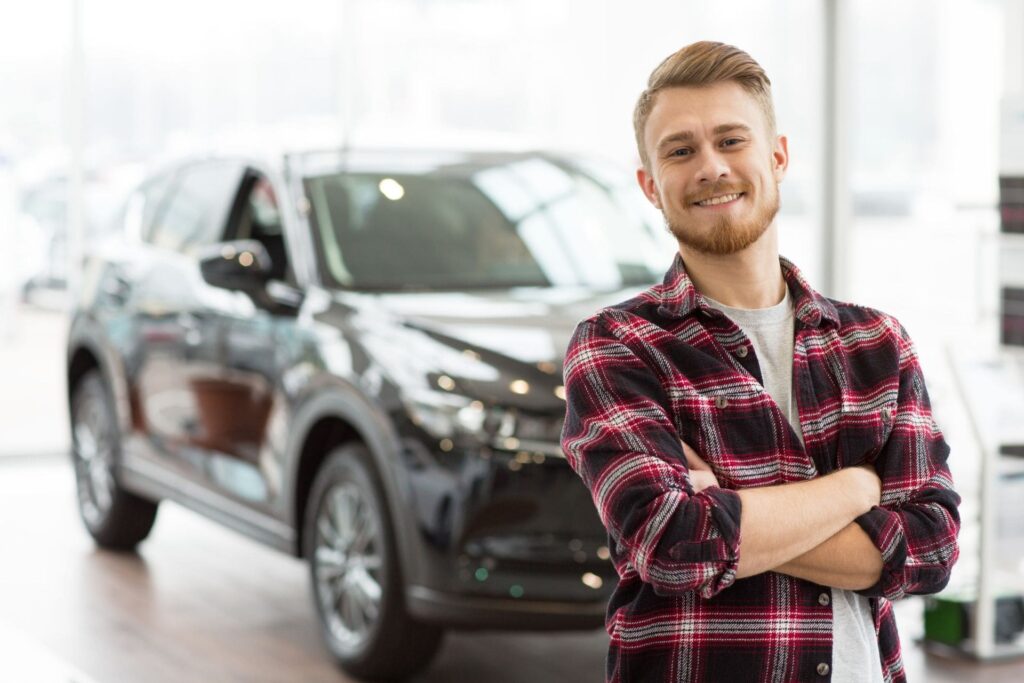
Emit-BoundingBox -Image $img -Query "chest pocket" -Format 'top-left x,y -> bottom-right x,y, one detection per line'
670,382 -> 781,489
835,395 -> 897,469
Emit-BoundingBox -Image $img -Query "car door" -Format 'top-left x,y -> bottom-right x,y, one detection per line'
130,160 -> 248,481
182,168 -> 305,511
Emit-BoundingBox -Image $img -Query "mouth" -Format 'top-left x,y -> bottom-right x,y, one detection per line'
692,192 -> 744,208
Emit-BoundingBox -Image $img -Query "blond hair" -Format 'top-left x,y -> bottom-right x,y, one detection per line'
633,41 -> 776,168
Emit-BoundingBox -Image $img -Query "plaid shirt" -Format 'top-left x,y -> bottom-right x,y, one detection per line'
560,253 -> 960,683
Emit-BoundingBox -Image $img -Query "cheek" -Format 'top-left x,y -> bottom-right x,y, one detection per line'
661,178 -> 687,208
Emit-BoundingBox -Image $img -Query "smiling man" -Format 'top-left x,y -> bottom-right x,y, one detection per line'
560,42 -> 961,682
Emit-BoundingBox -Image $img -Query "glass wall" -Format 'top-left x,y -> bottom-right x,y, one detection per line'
0,0 -> 1002,461
0,0 -> 828,285
846,0 -> 1004,344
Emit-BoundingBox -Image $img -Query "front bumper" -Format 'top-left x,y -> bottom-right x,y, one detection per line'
406,585 -> 608,630
397,434 -> 617,630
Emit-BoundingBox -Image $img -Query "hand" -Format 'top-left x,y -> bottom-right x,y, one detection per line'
681,440 -> 720,493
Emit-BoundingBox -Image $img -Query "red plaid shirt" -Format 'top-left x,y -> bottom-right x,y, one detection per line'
560,253 -> 960,682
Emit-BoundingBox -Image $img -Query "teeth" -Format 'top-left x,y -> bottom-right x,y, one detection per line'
696,193 -> 742,206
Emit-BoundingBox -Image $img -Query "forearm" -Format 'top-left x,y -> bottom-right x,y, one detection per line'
735,469 -> 872,579
774,522 -> 883,590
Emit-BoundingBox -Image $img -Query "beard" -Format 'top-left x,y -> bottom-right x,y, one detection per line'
664,181 -> 780,256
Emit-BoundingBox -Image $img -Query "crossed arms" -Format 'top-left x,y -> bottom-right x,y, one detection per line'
684,441 -> 884,590
560,317 -> 961,601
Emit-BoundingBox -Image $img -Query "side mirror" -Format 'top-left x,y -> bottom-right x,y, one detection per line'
198,240 -> 273,293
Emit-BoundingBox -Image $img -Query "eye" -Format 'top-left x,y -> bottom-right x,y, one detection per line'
722,138 -> 743,147
669,148 -> 691,157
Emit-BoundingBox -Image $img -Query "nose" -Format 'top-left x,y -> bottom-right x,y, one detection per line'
696,149 -> 729,184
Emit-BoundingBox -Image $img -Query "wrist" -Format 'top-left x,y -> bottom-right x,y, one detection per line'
836,467 -> 876,517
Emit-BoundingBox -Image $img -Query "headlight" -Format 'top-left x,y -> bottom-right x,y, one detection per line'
403,389 -> 564,456
403,390 -> 486,439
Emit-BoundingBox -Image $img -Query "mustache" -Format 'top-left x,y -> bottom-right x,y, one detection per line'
686,183 -> 753,204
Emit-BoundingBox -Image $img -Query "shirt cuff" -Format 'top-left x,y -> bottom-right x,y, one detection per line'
697,486 -> 743,596
853,506 -> 908,600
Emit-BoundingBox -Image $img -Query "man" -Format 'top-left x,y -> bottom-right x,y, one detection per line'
560,41 -> 960,683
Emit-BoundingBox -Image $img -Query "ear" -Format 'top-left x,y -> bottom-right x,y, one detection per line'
636,166 -> 663,209
772,134 -> 789,183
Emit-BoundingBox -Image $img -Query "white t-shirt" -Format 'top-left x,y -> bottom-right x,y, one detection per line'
705,287 -> 883,683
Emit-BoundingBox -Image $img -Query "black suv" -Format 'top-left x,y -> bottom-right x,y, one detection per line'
66,149 -> 668,680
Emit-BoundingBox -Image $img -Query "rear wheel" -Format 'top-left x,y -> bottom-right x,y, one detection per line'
304,443 -> 444,681
70,370 -> 158,550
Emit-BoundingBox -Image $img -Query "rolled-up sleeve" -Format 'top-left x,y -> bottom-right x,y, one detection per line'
854,322 -> 961,601
560,317 -> 742,599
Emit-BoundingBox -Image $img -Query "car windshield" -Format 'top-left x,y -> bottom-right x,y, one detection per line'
303,155 -> 671,291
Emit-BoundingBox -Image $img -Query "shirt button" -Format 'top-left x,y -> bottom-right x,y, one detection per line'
715,396 -> 729,409
881,406 -> 893,423
818,592 -> 830,606
735,346 -> 748,358
817,663 -> 830,676
721,573 -> 734,586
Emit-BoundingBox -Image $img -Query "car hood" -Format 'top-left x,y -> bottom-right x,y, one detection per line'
382,287 -> 646,359
331,285 -> 651,410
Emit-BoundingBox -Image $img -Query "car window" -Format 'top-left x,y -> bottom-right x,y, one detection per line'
228,175 -> 283,241
137,171 -> 176,238
304,157 -> 665,291
147,161 -> 244,255
225,173 -> 293,283
307,172 -> 549,290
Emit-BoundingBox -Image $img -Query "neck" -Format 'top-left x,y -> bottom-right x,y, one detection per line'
678,223 -> 785,310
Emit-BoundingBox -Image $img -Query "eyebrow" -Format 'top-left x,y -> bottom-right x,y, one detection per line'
657,123 -> 752,152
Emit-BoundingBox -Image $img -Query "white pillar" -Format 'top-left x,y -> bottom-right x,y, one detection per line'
822,0 -> 851,301
66,0 -> 85,310
336,0 -> 356,150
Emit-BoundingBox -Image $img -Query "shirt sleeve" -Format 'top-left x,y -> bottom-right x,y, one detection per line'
853,321 -> 961,601
560,316 -> 743,599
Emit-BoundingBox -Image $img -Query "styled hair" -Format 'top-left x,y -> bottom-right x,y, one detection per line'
633,41 -> 776,168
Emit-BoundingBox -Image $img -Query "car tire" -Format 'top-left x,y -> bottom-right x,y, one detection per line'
70,369 -> 158,550
304,443 -> 445,681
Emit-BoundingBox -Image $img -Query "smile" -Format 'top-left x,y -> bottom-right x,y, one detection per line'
694,192 -> 744,207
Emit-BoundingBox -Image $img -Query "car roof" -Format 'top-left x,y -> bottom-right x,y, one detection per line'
282,147 -> 567,180
149,147 -> 631,192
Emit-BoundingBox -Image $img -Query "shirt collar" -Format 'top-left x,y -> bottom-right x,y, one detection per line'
655,251 -> 839,329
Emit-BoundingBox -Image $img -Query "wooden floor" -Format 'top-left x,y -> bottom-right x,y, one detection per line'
1,454 -> 1022,683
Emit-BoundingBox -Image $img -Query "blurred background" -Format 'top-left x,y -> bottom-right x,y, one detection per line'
1,0 -> 1012,443
1,0 -> 1023,681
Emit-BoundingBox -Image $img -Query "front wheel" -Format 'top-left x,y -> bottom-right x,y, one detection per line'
70,369 -> 158,550
304,443 -> 444,681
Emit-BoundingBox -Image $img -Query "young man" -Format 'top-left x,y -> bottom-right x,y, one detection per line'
560,42 -> 960,683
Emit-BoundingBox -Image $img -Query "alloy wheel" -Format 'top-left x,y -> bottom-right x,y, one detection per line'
72,389 -> 116,527
313,479 -> 385,653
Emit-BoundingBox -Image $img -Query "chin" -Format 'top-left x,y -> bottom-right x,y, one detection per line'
668,221 -> 770,256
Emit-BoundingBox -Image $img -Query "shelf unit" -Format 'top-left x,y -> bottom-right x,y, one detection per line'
943,348 -> 1024,659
